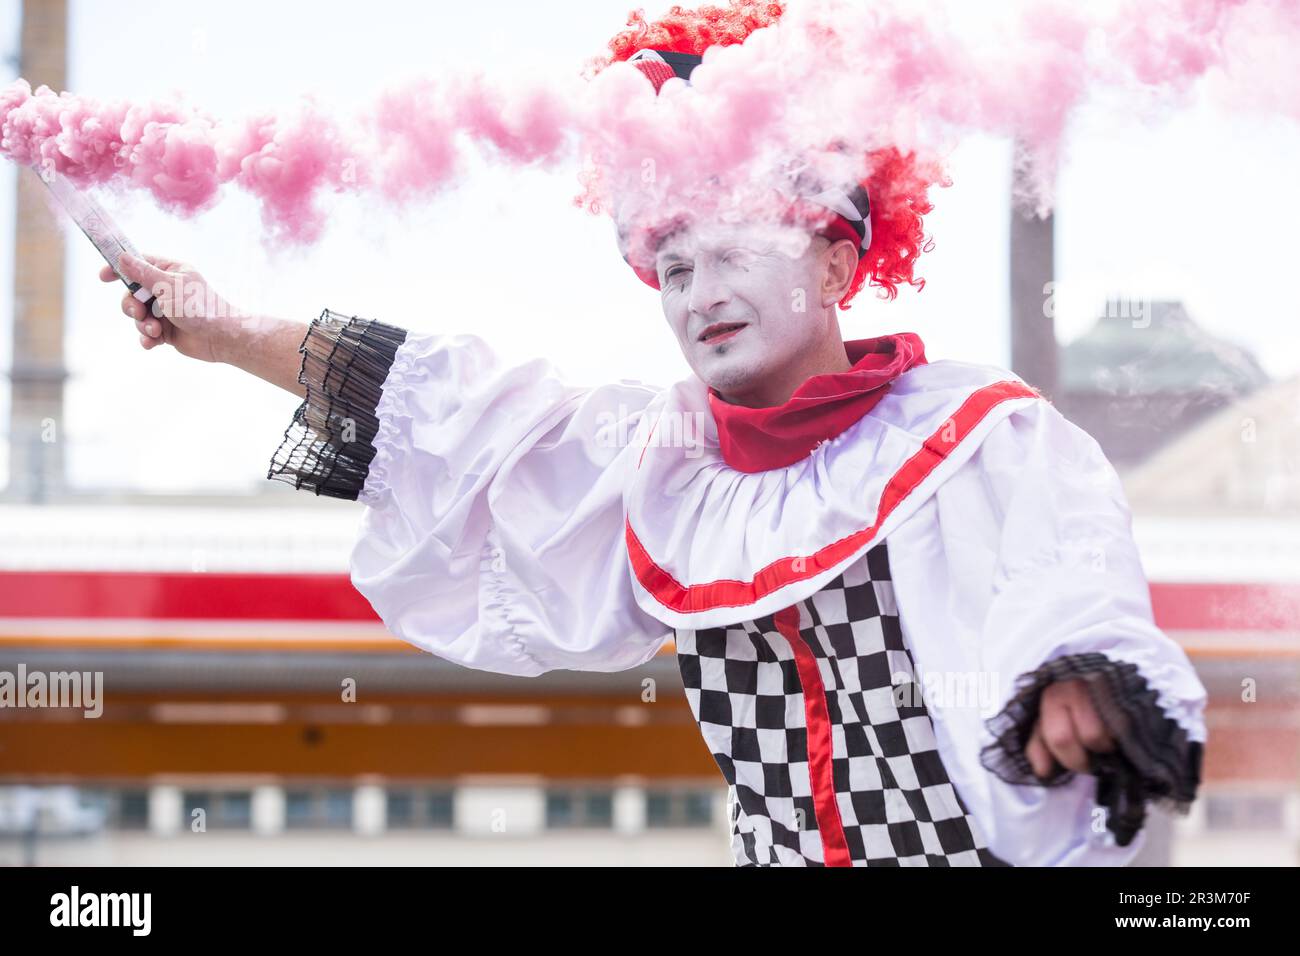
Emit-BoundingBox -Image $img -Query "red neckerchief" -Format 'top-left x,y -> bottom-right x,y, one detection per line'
707,333 -> 928,473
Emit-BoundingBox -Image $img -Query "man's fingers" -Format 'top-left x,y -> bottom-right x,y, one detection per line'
139,252 -> 190,273
98,264 -> 119,282
1040,687 -> 1090,774
135,316 -> 162,339
1025,722 -> 1055,780
1027,681 -> 1120,782
137,315 -> 170,349
1064,685 -> 1116,754
119,251 -> 176,295
121,292 -> 147,321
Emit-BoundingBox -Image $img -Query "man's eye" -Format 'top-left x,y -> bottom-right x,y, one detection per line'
665,266 -> 690,281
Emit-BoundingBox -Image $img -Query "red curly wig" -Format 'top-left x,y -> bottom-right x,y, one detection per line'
583,0 -> 951,306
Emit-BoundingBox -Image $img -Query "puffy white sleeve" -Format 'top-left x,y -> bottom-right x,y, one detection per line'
892,396 -> 1206,866
268,309 -> 674,677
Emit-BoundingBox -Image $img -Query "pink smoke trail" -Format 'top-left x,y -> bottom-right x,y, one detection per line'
0,0 -> 1294,244
0,71 -> 586,243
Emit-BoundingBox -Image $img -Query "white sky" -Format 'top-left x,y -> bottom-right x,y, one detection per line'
1,0 -> 1298,493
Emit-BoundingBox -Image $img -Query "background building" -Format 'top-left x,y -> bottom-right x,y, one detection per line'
0,499 -> 732,865
1056,300 -> 1271,471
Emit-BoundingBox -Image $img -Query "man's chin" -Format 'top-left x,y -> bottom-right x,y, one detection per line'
695,352 -> 768,399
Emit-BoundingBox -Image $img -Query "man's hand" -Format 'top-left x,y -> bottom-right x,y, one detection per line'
1025,678 -> 1117,779
102,252 -> 236,363
100,252 -> 309,398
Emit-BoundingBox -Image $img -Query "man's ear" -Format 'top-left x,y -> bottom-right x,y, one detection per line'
821,237 -> 858,308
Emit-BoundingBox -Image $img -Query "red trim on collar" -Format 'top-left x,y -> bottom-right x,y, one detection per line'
707,333 -> 928,473
627,379 -> 1042,615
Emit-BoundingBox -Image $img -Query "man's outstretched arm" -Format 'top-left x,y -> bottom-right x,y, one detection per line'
106,252 -> 413,498
106,251 -> 309,398
103,250 -> 673,673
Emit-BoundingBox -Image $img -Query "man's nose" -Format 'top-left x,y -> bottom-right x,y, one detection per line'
687,259 -> 733,317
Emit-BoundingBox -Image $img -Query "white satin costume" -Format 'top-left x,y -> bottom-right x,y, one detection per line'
268,309 -> 1207,867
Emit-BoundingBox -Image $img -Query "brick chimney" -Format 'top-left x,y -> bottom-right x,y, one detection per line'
4,0 -> 68,502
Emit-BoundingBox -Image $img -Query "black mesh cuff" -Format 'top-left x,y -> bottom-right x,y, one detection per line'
266,309 -> 409,500
979,651 -> 1204,847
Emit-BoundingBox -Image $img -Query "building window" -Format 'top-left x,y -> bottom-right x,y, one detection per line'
117,790 -> 150,830
385,787 -> 454,830
1204,793 -> 1286,831
284,788 -> 354,830
646,787 -> 716,828
180,790 -> 253,830
77,787 -> 150,831
545,788 -> 614,829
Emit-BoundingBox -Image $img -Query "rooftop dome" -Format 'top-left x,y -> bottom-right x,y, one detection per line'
1060,300 -> 1269,397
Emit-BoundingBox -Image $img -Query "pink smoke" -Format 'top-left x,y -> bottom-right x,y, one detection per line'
0,0 -> 1294,243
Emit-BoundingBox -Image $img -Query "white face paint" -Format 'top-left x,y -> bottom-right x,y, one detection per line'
653,218 -> 839,405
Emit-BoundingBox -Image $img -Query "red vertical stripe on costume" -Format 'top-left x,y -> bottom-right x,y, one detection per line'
773,604 -> 852,867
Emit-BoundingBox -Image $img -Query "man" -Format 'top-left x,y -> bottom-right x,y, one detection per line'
103,1 -> 1204,866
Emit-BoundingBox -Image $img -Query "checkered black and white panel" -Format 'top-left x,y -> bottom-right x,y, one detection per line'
675,539 -> 1010,867
677,618 -> 825,865
800,541 -> 1009,866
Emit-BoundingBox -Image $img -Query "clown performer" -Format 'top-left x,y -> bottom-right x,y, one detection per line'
103,2 -> 1205,866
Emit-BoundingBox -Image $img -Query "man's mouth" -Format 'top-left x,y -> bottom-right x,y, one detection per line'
698,322 -> 749,343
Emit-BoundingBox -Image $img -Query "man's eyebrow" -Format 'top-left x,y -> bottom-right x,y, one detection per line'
650,221 -> 689,258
